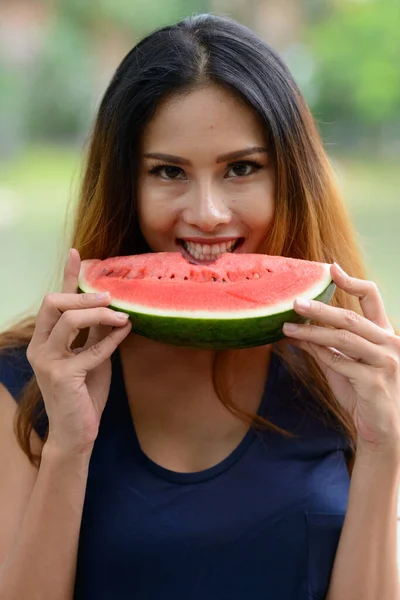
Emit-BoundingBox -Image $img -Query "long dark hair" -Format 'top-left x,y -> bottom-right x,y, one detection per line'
3,14 -> 363,467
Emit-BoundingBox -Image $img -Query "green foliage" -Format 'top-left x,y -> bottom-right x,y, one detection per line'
0,0 -> 210,148
59,0 -> 209,34
1,0 -> 399,151
26,18 -> 94,140
308,0 -> 400,127
0,65 -> 31,154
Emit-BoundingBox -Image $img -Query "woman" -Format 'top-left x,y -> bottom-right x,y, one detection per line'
0,13 -> 399,600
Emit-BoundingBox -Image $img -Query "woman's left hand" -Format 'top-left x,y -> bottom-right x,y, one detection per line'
283,262 -> 400,456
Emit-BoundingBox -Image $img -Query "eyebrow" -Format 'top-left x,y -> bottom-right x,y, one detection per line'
143,147 -> 268,166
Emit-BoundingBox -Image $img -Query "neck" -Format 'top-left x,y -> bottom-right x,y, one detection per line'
118,334 -> 273,458
119,333 -> 272,389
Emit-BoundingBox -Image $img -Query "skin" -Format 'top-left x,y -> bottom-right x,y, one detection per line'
137,84 -> 275,255
285,269 -> 400,598
119,84 -> 276,470
119,83 -> 400,472
286,267 -> 400,455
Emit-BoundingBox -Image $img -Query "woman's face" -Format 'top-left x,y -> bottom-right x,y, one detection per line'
137,85 -> 275,263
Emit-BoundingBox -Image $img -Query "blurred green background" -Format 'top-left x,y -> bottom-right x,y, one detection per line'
0,0 -> 399,330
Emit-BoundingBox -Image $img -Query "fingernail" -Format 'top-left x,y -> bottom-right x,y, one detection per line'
334,262 -> 346,275
116,312 -> 129,320
283,322 -> 298,332
95,292 -> 110,300
295,298 -> 311,310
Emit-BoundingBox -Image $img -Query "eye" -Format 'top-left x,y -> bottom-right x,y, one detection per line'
149,165 -> 186,180
226,160 -> 263,178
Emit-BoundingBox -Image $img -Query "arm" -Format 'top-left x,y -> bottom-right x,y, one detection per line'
326,446 -> 400,600
282,267 -> 400,599
0,442 -> 91,600
0,250 -> 130,600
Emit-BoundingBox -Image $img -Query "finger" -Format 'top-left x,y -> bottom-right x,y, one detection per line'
283,322 -> 384,366
331,264 -> 393,331
32,292 -> 111,344
62,248 -> 81,294
47,307 -> 129,355
289,339 -> 330,378
292,339 -> 370,380
72,324 -> 113,354
70,321 -> 132,372
293,298 -> 389,345
83,324 -> 113,351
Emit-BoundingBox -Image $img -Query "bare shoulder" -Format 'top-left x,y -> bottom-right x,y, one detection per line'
0,382 -> 43,565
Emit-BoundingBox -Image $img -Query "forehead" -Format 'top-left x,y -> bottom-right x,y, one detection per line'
141,85 -> 267,152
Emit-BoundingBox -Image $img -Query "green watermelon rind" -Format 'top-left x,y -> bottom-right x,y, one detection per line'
78,279 -> 336,350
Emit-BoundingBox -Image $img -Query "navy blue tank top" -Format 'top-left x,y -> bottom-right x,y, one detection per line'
0,346 -> 351,600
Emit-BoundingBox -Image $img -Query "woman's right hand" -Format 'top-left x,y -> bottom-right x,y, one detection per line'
26,248 -> 132,457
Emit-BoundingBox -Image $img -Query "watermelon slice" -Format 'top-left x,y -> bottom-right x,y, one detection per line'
78,253 -> 335,349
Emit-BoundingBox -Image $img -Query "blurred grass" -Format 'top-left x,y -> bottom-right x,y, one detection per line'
333,156 -> 400,329
0,145 -> 81,230
0,146 -> 81,328
0,145 -> 399,330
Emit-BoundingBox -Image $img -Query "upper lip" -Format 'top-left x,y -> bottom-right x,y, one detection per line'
179,237 -> 241,245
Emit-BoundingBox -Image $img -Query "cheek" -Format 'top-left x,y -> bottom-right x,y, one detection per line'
138,184 -> 179,236
233,179 -> 275,229
255,176 -> 275,226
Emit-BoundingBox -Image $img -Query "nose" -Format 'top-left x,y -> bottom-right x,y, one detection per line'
183,184 -> 231,232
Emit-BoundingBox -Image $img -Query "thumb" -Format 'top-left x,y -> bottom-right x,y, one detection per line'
62,248 -> 81,294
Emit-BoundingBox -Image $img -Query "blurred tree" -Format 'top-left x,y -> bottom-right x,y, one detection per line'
26,17 -> 94,142
58,0 -> 209,34
0,64 -> 31,156
2,0 -> 399,156
2,0 -> 210,149
306,0 -> 400,152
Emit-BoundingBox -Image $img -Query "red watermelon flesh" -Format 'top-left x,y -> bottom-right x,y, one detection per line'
78,252 -> 335,349
80,253 -> 331,314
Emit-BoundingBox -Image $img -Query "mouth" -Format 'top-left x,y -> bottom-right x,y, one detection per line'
177,238 -> 244,264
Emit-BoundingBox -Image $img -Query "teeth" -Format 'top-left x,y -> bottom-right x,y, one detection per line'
182,239 -> 238,261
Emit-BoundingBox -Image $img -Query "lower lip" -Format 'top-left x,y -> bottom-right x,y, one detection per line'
177,239 -> 244,264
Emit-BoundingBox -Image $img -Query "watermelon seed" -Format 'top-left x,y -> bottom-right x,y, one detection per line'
158,276 -> 162,279
212,277 -> 217,281
184,276 -> 188,280
170,274 -> 175,279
